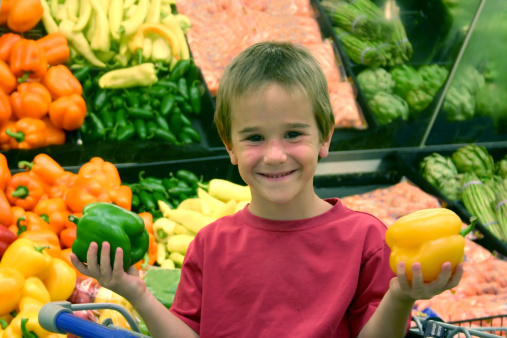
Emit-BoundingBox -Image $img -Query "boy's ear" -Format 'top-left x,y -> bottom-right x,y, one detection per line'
226,145 -> 238,165
318,130 -> 333,159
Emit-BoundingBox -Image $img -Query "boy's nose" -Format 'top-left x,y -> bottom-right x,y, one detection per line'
264,141 -> 287,164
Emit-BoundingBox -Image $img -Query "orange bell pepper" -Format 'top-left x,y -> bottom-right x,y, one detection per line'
17,211 -> 50,235
42,65 -> 82,100
41,116 -> 66,146
33,198 -> 69,234
134,232 -> 157,270
18,153 -> 65,187
9,39 -> 47,81
138,212 -> 154,234
48,93 -> 87,131
19,229 -> 61,258
0,0 -> 12,25
0,153 -> 12,192
0,33 -> 22,62
0,190 -> 13,227
78,157 -> 121,198
48,171 -> 78,199
36,33 -> 70,66
0,89 -> 12,126
113,185 -> 132,211
10,82 -> 52,120
6,172 -> 45,211
7,0 -> 44,33
59,222 -> 76,249
0,59 -> 17,94
0,120 -> 16,151
6,117 -> 47,150
65,176 -> 111,213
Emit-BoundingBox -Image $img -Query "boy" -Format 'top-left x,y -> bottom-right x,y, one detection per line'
71,41 -> 463,337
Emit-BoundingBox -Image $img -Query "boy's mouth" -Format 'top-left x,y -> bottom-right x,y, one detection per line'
260,170 -> 296,179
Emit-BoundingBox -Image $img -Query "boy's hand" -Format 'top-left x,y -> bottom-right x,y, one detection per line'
70,242 -> 148,302
389,261 -> 464,304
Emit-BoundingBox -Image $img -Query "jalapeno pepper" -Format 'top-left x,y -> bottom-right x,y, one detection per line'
150,85 -> 167,97
115,109 -> 128,128
139,189 -> 156,211
168,186 -> 195,198
176,169 -> 199,188
152,99 -> 161,109
185,61 -> 199,86
174,95 -> 185,104
178,132 -> 194,144
168,59 -> 191,82
189,81 -> 201,114
162,177 -> 180,190
170,111 -> 184,134
132,193 -> 141,209
93,89 -> 108,111
72,65 -> 91,82
146,121 -> 158,139
134,119 -> 147,140
181,126 -> 201,143
154,115 -> 170,132
111,95 -> 124,110
153,128 -> 178,144
83,112 -> 106,141
178,78 -> 189,101
160,94 -> 175,117
99,107 -> 115,130
116,123 -> 136,141
129,107 -> 155,120
124,91 -> 140,108
180,101 -> 193,114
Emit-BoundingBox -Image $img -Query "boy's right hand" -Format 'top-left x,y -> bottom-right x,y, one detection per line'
70,241 -> 148,303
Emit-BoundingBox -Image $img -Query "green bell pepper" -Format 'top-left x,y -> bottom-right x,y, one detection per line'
71,202 -> 149,269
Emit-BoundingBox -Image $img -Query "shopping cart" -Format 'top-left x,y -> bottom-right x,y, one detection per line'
407,316 -> 507,338
39,301 -> 151,338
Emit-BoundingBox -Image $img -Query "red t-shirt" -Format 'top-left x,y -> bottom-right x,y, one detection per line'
170,198 -> 395,337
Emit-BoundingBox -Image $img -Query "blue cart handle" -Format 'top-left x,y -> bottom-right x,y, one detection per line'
39,301 -> 150,338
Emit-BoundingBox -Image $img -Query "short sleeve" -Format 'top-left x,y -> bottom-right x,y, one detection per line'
169,240 -> 203,334
347,241 -> 395,337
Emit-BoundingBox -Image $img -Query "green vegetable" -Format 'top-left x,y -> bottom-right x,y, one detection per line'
452,144 -> 495,179
453,65 -> 485,96
390,65 -> 422,99
418,64 -> 449,96
82,112 -> 106,141
406,89 -> 433,114
357,68 -> 395,100
443,86 -> 475,122
168,59 -> 191,82
189,82 -> 201,114
420,153 -> 458,188
143,269 -> 181,308
134,119 -> 148,140
116,123 -> 136,141
71,202 -> 149,269
438,174 -> 463,201
475,83 -> 507,118
369,92 -> 408,125
495,156 -> 507,178
160,94 -> 175,117
333,27 -> 384,68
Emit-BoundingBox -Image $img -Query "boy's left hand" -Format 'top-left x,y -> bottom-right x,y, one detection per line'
389,261 -> 464,303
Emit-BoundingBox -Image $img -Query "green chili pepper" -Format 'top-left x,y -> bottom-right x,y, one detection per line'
134,119 -> 148,140
176,169 -> 199,188
162,177 -> 180,190
139,171 -> 164,185
189,82 -> 201,114
83,78 -> 93,96
152,98 -> 161,109
160,94 -> 175,117
129,107 -> 155,120
153,128 -> 178,144
153,191 -> 173,208
176,180 -> 190,188
115,109 -> 128,128
174,95 -> 185,104
71,202 -> 149,269
150,85 -> 167,97
178,77 -> 189,101
111,95 -> 124,110
93,89 -> 108,111
116,123 -> 136,141
79,117 -> 88,134
178,132 -> 194,144
168,59 -> 191,82
124,91 -> 140,108
139,189 -> 156,211
99,107 -> 115,130
154,115 -> 170,132
168,186 -> 195,198
169,111 -> 184,134
84,112 -> 106,141
181,126 -> 201,143
108,127 -> 118,141
185,61 -> 199,85
146,121 -> 158,139
72,65 -> 91,82
180,102 -> 193,114
158,80 -> 180,93
132,193 -> 141,209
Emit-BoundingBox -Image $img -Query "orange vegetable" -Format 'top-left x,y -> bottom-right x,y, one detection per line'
18,153 -> 65,186
113,185 -> 132,211
0,120 -> 16,151
78,157 -> 121,198
59,223 -> 76,249
134,232 -> 157,270
9,39 -> 47,80
42,65 -> 82,100
16,212 -> 50,235
48,171 -> 78,199
0,190 -> 13,227
33,198 -> 69,235
0,89 -> 12,127
19,229 -> 61,258
48,93 -> 87,131
65,176 -> 111,213
36,33 -> 70,66
0,59 -> 17,94
6,117 -> 47,149
0,0 -> 12,25
138,212 -> 154,234
6,172 -> 45,210
0,153 -> 12,192
10,82 -> 52,119
0,33 -> 22,62
7,0 -> 44,33
41,116 -> 66,146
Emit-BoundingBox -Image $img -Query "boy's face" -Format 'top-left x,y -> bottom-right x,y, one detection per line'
226,83 -> 332,209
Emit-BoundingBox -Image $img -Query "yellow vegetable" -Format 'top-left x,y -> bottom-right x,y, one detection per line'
197,188 -> 225,210
177,198 -> 211,216
208,179 -> 251,202
166,234 -> 195,255
153,217 -> 176,243
18,297 -> 44,313
156,242 -> 168,265
99,309 -> 131,330
163,209 -> 216,234
160,259 -> 176,270
43,258 -> 77,301
21,277 -> 51,304
211,199 -> 237,219
235,200 -> 249,213
169,252 -> 185,267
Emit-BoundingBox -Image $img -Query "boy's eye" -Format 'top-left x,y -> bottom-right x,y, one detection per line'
246,135 -> 263,142
285,131 -> 302,139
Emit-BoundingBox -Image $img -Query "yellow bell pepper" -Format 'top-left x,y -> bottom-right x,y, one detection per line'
386,208 -> 476,282
21,277 -> 51,304
0,238 -> 53,279
4,310 -> 53,338
98,309 -> 131,330
17,297 -> 44,313
43,258 -> 77,301
0,268 -> 25,316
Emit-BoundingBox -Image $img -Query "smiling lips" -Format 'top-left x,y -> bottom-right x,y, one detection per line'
260,170 -> 297,179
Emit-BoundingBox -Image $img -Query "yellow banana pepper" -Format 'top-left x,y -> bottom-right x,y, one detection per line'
153,217 -> 177,242
0,238 -> 53,280
386,208 -> 476,282
128,23 -> 180,62
208,179 -> 251,202
166,234 -> 195,255
0,268 -> 25,316
21,277 -> 51,304
163,209 -> 217,234
43,258 -> 77,301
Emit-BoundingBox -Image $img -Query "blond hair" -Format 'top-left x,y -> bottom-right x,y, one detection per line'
214,41 -> 334,148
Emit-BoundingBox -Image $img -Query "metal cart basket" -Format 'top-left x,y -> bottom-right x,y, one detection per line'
407,316 -> 507,338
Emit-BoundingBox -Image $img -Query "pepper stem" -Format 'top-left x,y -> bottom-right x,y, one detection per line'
0,318 -> 8,329
460,216 -> 477,237
21,317 -> 38,338
18,73 -> 29,83
5,128 -> 25,142
68,214 -> 80,225
11,186 -> 29,198
136,49 -> 143,64
18,161 -> 34,169
40,214 -> 49,223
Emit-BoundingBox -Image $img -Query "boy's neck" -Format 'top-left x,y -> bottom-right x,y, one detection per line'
248,193 -> 332,221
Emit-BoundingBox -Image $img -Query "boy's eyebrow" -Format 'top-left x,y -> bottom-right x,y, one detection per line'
238,123 -> 311,134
